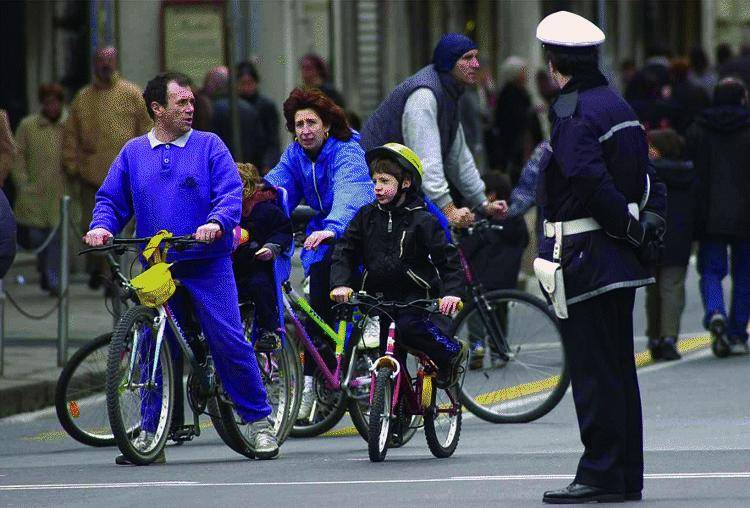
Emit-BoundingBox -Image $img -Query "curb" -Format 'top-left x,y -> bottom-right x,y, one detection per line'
0,379 -> 58,419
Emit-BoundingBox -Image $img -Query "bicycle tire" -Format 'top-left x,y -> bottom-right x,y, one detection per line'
454,289 -> 569,424
106,305 -> 174,465
55,333 -> 116,447
368,367 -> 393,462
423,386 -> 461,458
348,349 -> 420,447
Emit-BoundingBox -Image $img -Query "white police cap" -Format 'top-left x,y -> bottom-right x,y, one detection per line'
536,11 -> 605,47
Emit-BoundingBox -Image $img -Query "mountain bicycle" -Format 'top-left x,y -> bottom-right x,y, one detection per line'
335,293 -> 464,462
83,232 -> 296,464
452,219 -> 569,423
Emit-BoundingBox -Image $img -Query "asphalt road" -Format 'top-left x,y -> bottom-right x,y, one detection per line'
1,266 -> 748,507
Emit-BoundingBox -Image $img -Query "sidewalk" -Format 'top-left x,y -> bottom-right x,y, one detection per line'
0,252 -> 117,418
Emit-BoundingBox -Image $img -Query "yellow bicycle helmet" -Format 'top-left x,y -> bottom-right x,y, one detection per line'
365,143 -> 424,192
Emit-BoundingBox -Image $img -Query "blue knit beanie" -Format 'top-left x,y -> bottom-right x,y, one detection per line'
432,33 -> 478,72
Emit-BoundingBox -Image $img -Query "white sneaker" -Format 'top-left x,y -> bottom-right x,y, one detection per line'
250,418 -> 279,459
297,384 -> 315,422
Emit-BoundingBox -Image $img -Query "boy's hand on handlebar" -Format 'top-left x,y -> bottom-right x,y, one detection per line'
195,222 -> 221,242
304,230 -> 334,250
83,228 -> 112,246
484,200 -> 508,219
330,286 -> 353,303
439,295 -> 462,316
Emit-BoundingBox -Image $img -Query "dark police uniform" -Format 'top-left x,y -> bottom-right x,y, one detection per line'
535,11 -> 667,503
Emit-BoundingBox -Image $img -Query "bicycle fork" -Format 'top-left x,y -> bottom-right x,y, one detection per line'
370,322 -> 401,410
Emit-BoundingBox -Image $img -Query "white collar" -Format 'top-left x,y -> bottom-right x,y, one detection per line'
148,129 -> 193,148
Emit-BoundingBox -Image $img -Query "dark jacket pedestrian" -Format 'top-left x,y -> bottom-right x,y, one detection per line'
0,189 -> 16,278
686,102 -> 750,238
211,95 -> 267,168
460,171 -> 529,290
237,61 -> 282,171
685,77 -> 750,352
644,128 -> 696,360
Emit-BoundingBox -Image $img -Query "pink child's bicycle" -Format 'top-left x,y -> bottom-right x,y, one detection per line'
335,292 -> 464,462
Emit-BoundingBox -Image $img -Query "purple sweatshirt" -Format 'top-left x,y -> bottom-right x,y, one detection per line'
91,129 -> 242,261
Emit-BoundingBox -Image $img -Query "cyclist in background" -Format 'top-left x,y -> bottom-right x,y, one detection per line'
330,143 -> 468,387
83,72 -> 278,463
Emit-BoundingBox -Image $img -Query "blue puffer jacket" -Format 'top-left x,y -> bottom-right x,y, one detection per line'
265,131 -> 374,273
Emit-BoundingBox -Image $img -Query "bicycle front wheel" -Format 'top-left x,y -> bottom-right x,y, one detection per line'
368,367 -> 393,462
454,289 -> 569,423
55,333 -> 115,447
106,305 -> 174,465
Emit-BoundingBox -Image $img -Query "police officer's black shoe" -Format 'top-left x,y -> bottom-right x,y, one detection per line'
625,491 -> 642,501
709,314 -> 731,358
542,483 -> 624,504
255,330 -> 282,352
659,336 -> 681,361
647,337 -> 662,360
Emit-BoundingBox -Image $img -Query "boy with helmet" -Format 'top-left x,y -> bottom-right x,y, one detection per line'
330,143 -> 468,386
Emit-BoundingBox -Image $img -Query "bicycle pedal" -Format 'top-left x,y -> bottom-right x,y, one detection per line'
169,425 -> 198,442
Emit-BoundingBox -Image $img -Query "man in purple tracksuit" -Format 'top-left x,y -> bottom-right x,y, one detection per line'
83,72 -> 278,462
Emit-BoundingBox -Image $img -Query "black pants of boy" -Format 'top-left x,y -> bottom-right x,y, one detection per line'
237,266 -> 279,333
558,287 -> 643,495
378,312 -> 460,372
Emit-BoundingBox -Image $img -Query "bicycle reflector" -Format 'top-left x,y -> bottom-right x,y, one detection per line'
130,262 -> 175,308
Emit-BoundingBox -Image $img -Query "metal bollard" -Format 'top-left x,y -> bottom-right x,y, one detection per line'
0,277 -> 5,377
57,195 -> 71,367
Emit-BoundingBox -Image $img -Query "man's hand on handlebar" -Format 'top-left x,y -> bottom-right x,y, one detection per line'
83,227 -> 113,247
442,203 -> 475,228
484,200 -> 509,219
304,230 -> 335,250
195,222 -> 222,242
330,286 -> 353,303
439,295 -> 462,316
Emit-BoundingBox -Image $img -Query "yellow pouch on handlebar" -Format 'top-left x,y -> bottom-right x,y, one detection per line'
130,262 -> 175,308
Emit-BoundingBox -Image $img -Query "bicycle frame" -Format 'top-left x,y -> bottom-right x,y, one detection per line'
370,322 -> 460,417
281,281 -> 370,397
455,232 -> 512,359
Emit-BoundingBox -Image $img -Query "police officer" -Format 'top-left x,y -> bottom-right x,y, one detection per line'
534,12 -> 667,504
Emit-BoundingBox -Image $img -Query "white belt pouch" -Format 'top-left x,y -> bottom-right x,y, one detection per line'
533,257 -> 568,319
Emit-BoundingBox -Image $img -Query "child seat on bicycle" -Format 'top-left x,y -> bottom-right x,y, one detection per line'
233,163 -> 294,352
331,143 -> 468,386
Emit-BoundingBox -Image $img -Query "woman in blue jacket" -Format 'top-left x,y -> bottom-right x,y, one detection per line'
264,88 -> 374,420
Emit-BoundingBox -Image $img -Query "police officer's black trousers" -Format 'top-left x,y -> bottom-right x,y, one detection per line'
559,288 -> 643,494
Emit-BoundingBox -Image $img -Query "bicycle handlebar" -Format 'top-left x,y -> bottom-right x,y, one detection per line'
79,234 -> 208,255
332,291 -> 463,314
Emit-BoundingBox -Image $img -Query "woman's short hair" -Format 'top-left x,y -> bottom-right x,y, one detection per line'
38,83 -> 65,103
282,87 -> 352,141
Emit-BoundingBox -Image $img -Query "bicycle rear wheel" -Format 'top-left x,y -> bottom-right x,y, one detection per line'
368,367 -> 393,462
454,289 -> 569,423
55,333 -> 116,447
106,306 -> 174,465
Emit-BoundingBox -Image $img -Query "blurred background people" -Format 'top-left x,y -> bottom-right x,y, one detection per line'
237,61 -> 281,172
299,53 -> 346,108
11,83 -> 68,296
645,128 -> 696,361
62,46 -> 151,292
686,77 -> 750,355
